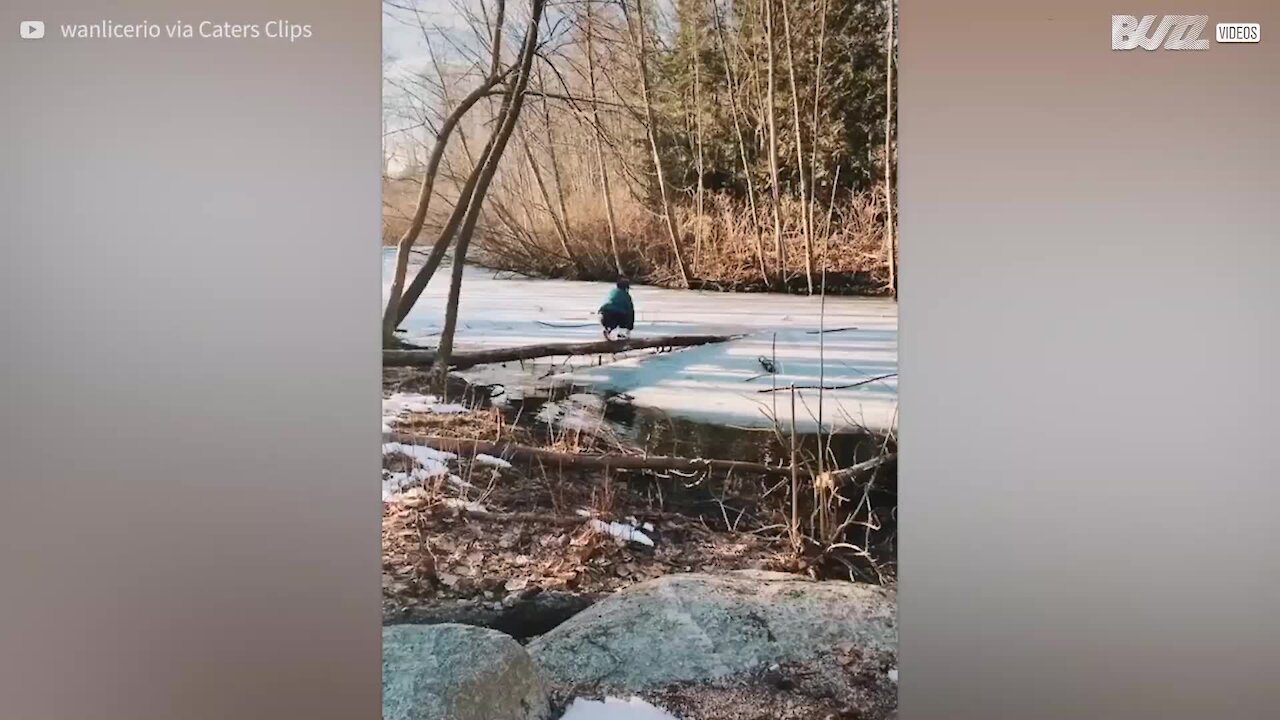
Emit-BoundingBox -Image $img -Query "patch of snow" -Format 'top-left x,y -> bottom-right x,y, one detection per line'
626,515 -> 656,533
887,667 -> 898,683
381,468 -> 435,501
383,392 -> 441,416
381,392 -> 470,430
473,453 -> 513,469
559,697 -> 679,720
441,497 -> 488,513
426,402 -> 468,414
381,442 -> 455,504
588,519 -> 655,547
382,442 -> 456,466
446,474 -> 474,491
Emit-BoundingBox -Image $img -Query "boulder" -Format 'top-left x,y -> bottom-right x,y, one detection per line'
528,571 -> 896,689
383,623 -> 550,720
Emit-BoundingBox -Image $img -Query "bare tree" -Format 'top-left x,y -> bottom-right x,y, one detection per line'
381,11 -> 513,345
807,0 -> 829,245
711,0 -> 768,282
518,122 -> 581,272
692,25 -> 706,275
780,0 -> 814,294
583,0 -> 625,275
430,0 -> 547,389
762,0 -> 785,286
623,0 -> 693,289
884,0 -> 896,298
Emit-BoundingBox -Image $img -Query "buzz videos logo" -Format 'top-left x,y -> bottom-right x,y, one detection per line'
1112,15 -> 1210,50
1113,15 -> 1262,50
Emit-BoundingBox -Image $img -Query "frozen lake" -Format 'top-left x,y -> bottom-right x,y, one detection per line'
384,249 -> 898,433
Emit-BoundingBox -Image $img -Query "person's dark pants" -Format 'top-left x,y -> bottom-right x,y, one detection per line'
601,309 -> 633,336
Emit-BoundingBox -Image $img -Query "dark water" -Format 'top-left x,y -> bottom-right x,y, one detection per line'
498,382 -> 889,468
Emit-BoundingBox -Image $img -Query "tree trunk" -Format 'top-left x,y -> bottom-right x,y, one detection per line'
394,131 -> 495,327
808,0 -> 829,252
537,64 -> 580,273
431,0 -> 547,391
390,3 -> 511,332
711,0 -> 768,283
762,0 -> 785,287
780,0 -> 813,295
584,2 -> 624,276
693,25 -> 706,277
885,1 -> 897,298
519,126 -> 580,272
626,0 -> 692,289
382,69 -> 511,346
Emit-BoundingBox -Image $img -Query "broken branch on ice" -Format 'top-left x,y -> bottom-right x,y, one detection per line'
804,326 -> 860,334
755,373 -> 898,393
383,333 -> 737,371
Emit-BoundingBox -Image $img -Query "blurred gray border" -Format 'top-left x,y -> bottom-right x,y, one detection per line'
1,1 -> 381,718
899,1 -> 1280,718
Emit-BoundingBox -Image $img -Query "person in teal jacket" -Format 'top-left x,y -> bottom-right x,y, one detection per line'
599,278 -> 635,340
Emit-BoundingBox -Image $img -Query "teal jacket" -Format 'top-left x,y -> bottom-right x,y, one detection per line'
600,286 -> 634,318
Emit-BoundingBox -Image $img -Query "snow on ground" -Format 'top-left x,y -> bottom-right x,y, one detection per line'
385,250 -> 897,433
382,442 -> 455,467
587,518 -> 655,547
381,442 -> 456,502
381,469 -> 432,502
559,696 -> 680,720
440,497 -> 488,513
472,453 -> 512,469
382,392 -> 469,433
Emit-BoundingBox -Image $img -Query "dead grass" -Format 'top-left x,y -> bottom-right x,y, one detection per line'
381,380 -> 896,621
382,176 -> 892,294
384,401 -> 765,616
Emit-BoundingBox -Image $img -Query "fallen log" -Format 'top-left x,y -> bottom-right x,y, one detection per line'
388,433 -> 794,478
383,333 -> 736,371
816,452 -> 896,486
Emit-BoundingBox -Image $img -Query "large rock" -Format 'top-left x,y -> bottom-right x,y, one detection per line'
528,571 -> 896,689
383,623 -> 550,720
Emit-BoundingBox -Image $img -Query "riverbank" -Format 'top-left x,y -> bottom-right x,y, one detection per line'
381,389 -> 897,720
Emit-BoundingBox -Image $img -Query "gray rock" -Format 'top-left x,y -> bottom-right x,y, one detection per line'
383,623 -> 550,720
528,570 -> 896,689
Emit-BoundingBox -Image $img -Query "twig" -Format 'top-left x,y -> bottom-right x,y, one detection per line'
805,326 -> 859,334
756,373 -> 898,393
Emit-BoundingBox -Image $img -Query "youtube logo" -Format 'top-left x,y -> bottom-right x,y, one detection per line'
19,20 -> 45,39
